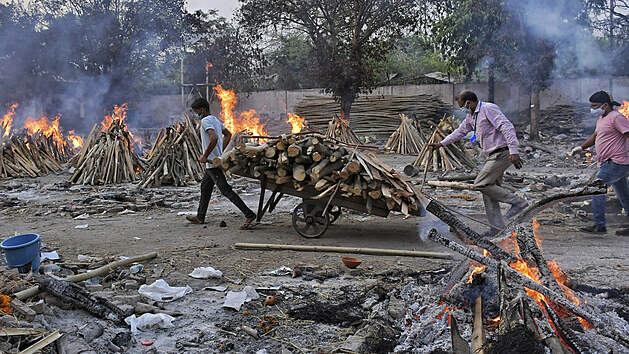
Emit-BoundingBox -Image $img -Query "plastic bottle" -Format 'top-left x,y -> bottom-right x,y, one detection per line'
39,264 -> 61,274
130,264 -> 144,274
86,276 -> 99,285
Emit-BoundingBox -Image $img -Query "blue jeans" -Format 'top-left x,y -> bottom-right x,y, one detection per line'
592,161 -> 629,226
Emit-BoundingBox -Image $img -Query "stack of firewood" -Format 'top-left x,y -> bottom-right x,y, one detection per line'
0,134 -> 64,178
294,94 -> 452,138
139,117 -> 204,188
385,114 -> 423,155
412,116 -> 476,171
325,116 -> 362,145
213,133 -> 422,215
69,119 -> 137,185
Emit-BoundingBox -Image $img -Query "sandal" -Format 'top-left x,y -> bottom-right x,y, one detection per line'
240,216 -> 258,230
186,215 -> 204,224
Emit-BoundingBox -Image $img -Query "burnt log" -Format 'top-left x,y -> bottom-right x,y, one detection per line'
39,276 -> 126,323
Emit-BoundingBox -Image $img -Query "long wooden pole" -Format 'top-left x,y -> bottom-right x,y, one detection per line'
234,243 -> 452,259
14,251 -> 158,300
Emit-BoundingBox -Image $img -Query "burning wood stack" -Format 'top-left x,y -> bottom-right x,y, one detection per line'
412,116 -> 476,171
0,104 -> 81,178
0,134 -> 64,178
213,133 -> 423,215
385,114 -> 423,155
325,116 -> 362,145
139,116 -> 204,188
412,185 -> 629,352
70,105 -> 138,185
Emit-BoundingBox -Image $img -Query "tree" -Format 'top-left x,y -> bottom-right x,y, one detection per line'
262,32 -> 319,90
183,10 -> 263,92
239,0 -> 420,121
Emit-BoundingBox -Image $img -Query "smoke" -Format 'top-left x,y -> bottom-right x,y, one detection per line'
503,0 -> 610,76
418,212 -> 453,242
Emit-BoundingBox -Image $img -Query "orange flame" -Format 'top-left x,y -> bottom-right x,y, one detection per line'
490,316 -> 501,324
467,249 -> 489,283
67,130 -> 83,149
102,104 -> 128,130
287,113 -> 305,134
214,84 -> 268,139
206,62 -> 213,70
1,103 -> 18,137
619,100 -> 629,118
24,114 -> 65,146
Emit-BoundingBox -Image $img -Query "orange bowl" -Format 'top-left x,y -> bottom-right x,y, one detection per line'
341,257 -> 362,269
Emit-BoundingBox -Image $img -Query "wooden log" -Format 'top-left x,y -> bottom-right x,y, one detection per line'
287,144 -> 302,157
427,181 -> 476,190
38,276 -> 126,323
292,164 -> 306,181
472,296 -> 485,354
234,243 -> 452,259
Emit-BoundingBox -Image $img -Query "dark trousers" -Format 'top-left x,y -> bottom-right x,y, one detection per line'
197,168 -> 255,222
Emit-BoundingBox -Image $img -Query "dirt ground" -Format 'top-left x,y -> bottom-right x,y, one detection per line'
1,148 -> 628,352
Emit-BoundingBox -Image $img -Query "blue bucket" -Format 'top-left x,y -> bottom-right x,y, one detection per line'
0,233 -> 41,273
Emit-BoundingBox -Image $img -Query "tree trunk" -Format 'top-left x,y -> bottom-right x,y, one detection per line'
530,89 -> 540,141
488,64 -> 495,103
340,92 -> 354,121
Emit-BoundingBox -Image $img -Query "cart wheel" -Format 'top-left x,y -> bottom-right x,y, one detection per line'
329,206 -> 342,224
292,201 -> 330,238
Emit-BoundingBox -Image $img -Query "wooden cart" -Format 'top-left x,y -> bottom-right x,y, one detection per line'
245,173 -> 425,238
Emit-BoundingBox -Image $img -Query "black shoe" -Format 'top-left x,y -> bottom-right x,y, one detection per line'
580,225 -> 607,233
505,201 -> 529,219
615,227 -> 629,236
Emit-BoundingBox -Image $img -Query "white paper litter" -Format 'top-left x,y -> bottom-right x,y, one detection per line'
189,267 -> 223,279
204,286 -> 227,292
40,252 -> 59,261
73,213 -> 89,220
138,279 -> 192,302
125,313 -> 175,335
268,265 -> 292,276
177,211 -> 196,216
75,224 -> 89,229
118,209 -> 135,215
222,286 -> 260,311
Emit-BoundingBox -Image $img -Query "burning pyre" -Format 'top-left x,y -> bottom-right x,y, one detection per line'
0,103 -> 84,178
69,104 -> 140,185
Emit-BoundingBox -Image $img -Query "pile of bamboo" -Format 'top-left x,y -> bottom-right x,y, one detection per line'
385,114 -> 423,155
0,134 -> 64,178
294,94 -> 451,138
213,133 -> 423,215
325,116 -> 362,145
69,120 -> 137,185
139,117 -> 204,188
412,117 -> 476,171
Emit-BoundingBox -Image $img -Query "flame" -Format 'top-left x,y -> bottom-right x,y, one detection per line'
206,62 -> 213,70
102,104 -> 128,130
287,113 -> 305,134
214,84 -> 268,139
24,114 -> 66,146
1,103 -> 18,137
585,152 -> 593,163
619,100 -> 629,118
490,316 -> 501,324
467,249 -> 489,283
67,130 -> 83,149
532,219 -> 543,249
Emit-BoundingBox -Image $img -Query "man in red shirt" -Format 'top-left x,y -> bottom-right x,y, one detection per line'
570,91 -> 629,235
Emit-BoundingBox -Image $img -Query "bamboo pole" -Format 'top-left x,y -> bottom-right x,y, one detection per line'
14,252 -> 158,300
234,243 -> 452,259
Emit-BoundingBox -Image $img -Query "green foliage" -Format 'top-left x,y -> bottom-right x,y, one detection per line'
239,0 -> 420,118
183,10 -> 263,92
261,33 -> 318,90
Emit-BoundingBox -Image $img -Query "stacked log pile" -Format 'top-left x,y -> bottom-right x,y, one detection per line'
325,116 -> 362,145
213,133 -> 423,215
0,134 -> 64,178
139,117 -> 204,188
412,116 -> 476,171
385,114 -> 423,155
294,94 -> 452,138
69,120 -> 137,185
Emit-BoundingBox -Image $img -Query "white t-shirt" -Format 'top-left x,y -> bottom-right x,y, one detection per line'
200,115 -> 226,169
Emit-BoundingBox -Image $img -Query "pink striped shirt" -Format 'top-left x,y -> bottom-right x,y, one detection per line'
441,101 -> 519,155
594,110 -> 629,166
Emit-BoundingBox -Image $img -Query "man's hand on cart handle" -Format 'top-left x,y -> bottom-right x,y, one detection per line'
428,143 -> 443,150
198,155 -> 208,163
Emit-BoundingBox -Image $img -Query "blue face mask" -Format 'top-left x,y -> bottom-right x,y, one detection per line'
460,101 -> 472,114
196,113 -> 204,119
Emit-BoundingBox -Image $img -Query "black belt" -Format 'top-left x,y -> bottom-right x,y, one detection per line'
489,146 -> 509,155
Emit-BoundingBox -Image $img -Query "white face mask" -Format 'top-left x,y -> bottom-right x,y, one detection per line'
590,104 -> 606,116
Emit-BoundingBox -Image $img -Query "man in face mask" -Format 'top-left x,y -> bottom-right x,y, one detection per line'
428,90 -> 527,236
186,97 -> 257,229
570,91 -> 629,236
